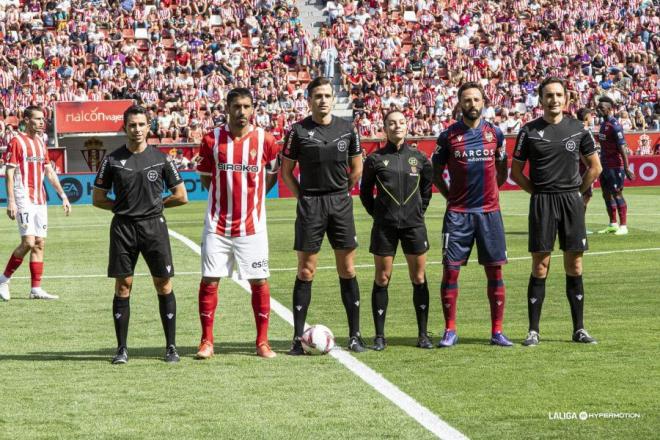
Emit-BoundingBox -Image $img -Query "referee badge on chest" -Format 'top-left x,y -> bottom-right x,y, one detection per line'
408,157 -> 418,174
337,140 -> 348,152
565,140 -> 576,152
147,170 -> 159,182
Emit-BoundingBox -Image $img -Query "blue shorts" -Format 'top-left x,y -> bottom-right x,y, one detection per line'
599,168 -> 625,194
442,210 -> 507,266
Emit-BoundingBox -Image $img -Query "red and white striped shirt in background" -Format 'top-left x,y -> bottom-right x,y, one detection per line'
4,133 -> 48,205
197,126 -> 280,238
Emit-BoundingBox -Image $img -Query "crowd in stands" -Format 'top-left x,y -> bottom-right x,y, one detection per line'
0,0 -> 317,149
0,0 -> 658,156
324,0 -> 659,137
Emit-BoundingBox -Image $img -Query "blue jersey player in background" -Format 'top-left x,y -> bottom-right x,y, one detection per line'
432,82 -> 513,348
596,96 -> 635,235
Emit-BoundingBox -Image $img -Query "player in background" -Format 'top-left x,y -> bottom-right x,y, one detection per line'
359,110 -> 434,351
93,105 -> 188,364
511,77 -> 602,346
576,108 -> 595,234
280,77 -> 365,354
431,82 -> 513,347
0,105 -> 71,301
195,88 -> 280,360
595,96 -> 635,235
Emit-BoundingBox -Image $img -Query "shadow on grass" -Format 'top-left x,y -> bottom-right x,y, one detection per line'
0,340 -> 295,362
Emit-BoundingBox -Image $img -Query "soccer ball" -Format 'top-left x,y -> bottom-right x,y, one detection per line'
301,324 -> 335,354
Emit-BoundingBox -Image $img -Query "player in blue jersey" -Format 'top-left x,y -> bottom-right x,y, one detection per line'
431,82 -> 513,347
595,96 -> 635,235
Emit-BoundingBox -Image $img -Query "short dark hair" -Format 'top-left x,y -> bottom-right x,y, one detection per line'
226,87 -> 254,107
23,105 -> 44,119
383,109 -> 405,123
538,76 -> 567,98
306,76 -> 334,97
598,96 -> 615,106
576,108 -> 592,121
457,81 -> 486,101
123,105 -> 149,127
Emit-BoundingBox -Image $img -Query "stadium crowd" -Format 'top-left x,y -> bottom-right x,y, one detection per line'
0,0 -> 316,149
0,0 -> 658,151
325,0 -> 659,137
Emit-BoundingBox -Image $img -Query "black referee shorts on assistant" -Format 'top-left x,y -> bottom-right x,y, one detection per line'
108,215 -> 174,278
294,192 -> 358,253
528,191 -> 588,253
369,223 -> 429,256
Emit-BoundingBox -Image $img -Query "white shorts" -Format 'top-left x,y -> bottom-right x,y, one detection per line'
15,203 -> 48,238
201,229 -> 270,280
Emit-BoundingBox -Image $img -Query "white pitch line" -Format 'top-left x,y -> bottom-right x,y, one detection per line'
167,228 -> 469,440
13,247 -> 660,281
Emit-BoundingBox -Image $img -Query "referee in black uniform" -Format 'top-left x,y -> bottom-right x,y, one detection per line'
280,77 -> 365,354
93,105 -> 188,364
511,77 -> 602,346
360,110 -> 433,351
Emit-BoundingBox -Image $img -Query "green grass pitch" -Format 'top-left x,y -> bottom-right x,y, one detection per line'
0,187 -> 658,439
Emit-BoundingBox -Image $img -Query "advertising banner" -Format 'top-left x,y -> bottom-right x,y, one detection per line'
54,100 -> 134,134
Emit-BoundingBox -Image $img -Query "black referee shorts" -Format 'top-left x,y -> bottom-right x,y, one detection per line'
108,215 -> 174,278
369,224 -> 429,257
529,191 -> 588,253
294,192 -> 358,253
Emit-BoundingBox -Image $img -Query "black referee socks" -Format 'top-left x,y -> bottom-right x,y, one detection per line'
292,278 -> 312,338
412,281 -> 430,337
527,275 -> 546,332
340,277 -> 361,338
371,282 -> 389,337
158,292 -> 176,348
112,296 -> 130,349
566,275 -> 585,332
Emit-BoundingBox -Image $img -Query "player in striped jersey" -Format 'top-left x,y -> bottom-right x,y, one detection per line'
432,82 -> 513,347
195,88 -> 280,360
0,106 -> 71,301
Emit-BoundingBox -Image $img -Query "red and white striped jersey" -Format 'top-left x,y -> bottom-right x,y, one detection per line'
4,133 -> 48,205
197,125 -> 280,237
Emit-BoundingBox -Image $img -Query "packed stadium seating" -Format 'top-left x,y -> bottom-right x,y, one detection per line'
0,0 -> 658,151
325,0 -> 659,137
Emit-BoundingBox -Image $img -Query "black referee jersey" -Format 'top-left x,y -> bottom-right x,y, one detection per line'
360,142 -> 433,228
282,116 -> 361,194
512,117 -> 596,193
94,145 -> 183,219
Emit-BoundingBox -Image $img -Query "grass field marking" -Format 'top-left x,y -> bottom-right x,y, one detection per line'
12,247 -> 660,281
167,228 -> 469,440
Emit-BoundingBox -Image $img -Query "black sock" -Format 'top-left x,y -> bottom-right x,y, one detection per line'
527,275 -> 546,332
292,278 -> 312,338
566,275 -> 584,332
113,296 -> 130,349
340,276 -> 361,338
413,280 -> 430,336
371,282 -> 388,337
158,292 -> 176,347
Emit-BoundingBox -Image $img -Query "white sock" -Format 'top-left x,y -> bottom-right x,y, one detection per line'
0,274 -> 8,284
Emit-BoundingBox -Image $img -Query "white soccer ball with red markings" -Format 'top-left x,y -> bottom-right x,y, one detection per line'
301,324 -> 335,354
